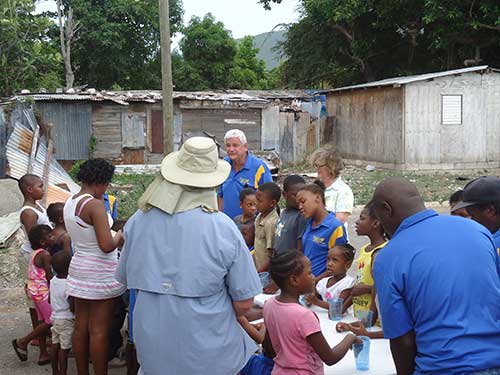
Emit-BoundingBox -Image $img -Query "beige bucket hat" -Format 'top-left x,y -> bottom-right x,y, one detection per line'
161,137 -> 230,188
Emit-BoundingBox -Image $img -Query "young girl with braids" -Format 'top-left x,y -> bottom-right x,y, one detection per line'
304,244 -> 356,309
263,250 -> 360,374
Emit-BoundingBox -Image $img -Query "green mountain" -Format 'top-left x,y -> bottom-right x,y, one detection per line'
239,30 -> 286,71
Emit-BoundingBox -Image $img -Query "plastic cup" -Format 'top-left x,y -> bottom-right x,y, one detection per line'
353,336 -> 370,371
356,310 -> 373,328
258,272 -> 270,288
327,297 -> 343,320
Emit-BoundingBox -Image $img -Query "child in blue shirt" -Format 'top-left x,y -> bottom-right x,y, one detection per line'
297,183 -> 348,280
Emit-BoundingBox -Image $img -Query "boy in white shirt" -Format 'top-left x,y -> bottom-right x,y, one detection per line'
50,251 -> 74,375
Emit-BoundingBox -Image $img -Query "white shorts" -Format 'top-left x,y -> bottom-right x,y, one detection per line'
51,319 -> 75,350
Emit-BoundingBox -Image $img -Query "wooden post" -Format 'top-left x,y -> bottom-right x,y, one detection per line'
41,123 -> 54,207
159,0 -> 174,154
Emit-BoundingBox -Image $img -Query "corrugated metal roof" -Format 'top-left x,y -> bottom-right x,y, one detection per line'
7,89 -> 313,105
325,65 -> 499,93
6,121 -> 80,192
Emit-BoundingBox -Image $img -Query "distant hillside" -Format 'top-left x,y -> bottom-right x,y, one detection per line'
238,30 -> 286,71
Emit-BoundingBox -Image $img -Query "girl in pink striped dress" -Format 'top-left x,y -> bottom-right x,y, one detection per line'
63,159 -> 125,375
12,225 -> 54,365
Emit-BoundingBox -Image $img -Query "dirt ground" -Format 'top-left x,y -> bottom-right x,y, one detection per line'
0,205 -> 450,375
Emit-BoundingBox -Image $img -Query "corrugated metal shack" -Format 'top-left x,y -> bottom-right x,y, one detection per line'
2,90 -> 330,168
324,65 -> 500,170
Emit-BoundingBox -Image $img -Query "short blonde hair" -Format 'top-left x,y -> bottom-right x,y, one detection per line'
224,129 -> 247,145
310,146 -> 343,178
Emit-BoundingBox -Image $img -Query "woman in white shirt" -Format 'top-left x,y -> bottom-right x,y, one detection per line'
310,147 -> 354,223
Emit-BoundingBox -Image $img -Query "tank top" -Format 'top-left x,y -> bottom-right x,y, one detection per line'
20,204 -> 51,253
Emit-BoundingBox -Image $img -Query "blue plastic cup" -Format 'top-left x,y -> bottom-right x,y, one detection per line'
327,297 -> 343,320
356,310 -> 374,328
353,336 -> 370,371
259,272 -> 270,288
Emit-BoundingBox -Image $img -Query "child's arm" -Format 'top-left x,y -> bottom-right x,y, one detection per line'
304,293 -> 329,310
257,256 -> 271,273
237,316 -> 265,344
61,233 -> 72,253
336,321 -> 384,339
342,292 -> 353,314
350,283 -> 372,296
307,331 -> 360,366
34,250 -> 53,283
20,209 -> 38,233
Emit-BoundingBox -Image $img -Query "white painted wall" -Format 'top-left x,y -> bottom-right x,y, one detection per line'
404,71 -> 500,167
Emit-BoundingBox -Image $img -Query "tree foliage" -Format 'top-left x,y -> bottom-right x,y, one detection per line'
230,36 -> 273,89
65,0 -> 183,90
173,14 -> 236,90
0,0 -> 63,97
260,0 -> 500,88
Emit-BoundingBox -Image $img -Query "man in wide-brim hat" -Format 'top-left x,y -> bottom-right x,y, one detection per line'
116,137 -> 262,375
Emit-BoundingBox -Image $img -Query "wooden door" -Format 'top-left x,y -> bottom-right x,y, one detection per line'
151,110 -> 164,153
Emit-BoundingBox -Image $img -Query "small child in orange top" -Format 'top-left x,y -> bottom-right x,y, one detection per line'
12,224 -> 54,365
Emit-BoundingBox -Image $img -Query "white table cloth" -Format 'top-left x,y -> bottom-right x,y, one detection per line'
254,293 -> 396,374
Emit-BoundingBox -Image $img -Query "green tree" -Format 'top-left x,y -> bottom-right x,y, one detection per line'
260,0 -> 500,88
65,0 -> 183,90
229,36 -> 271,89
0,0 -> 63,97
173,14 -> 236,90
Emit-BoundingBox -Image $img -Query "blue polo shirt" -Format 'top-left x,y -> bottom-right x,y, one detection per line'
301,212 -> 347,276
218,153 -> 272,219
494,229 -> 500,254
373,210 -> 500,374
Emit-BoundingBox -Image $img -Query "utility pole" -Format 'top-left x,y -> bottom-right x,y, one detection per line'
159,0 -> 174,154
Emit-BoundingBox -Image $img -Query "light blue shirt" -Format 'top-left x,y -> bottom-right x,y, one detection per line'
374,210 -> 500,374
116,207 -> 262,375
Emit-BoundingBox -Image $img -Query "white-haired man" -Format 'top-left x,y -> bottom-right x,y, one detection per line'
218,129 -> 273,219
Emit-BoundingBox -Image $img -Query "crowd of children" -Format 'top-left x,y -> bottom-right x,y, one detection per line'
13,140 -> 499,375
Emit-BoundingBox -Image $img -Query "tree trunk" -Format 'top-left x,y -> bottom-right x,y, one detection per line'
56,0 -> 75,90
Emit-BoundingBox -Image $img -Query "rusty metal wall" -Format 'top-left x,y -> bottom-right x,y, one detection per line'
36,102 -> 92,160
328,87 -> 404,164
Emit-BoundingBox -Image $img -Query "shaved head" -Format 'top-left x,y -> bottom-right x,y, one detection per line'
371,177 -> 426,237
18,174 -> 42,195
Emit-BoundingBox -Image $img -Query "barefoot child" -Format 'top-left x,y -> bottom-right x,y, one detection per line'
234,187 -> 258,230
297,183 -> 347,280
12,224 -> 54,365
264,250 -> 360,374
254,183 -> 281,273
344,203 -> 387,316
305,244 -> 355,309
50,251 -> 75,375
47,202 -> 72,256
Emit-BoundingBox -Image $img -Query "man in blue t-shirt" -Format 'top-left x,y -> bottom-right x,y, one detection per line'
452,176 -> 500,253
371,177 -> 500,375
218,129 -> 273,219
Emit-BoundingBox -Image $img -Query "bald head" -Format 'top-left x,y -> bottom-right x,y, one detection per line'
371,177 -> 425,237
18,174 -> 42,195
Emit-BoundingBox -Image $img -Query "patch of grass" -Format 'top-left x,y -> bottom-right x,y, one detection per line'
110,174 -> 156,220
108,166 -> 486,219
